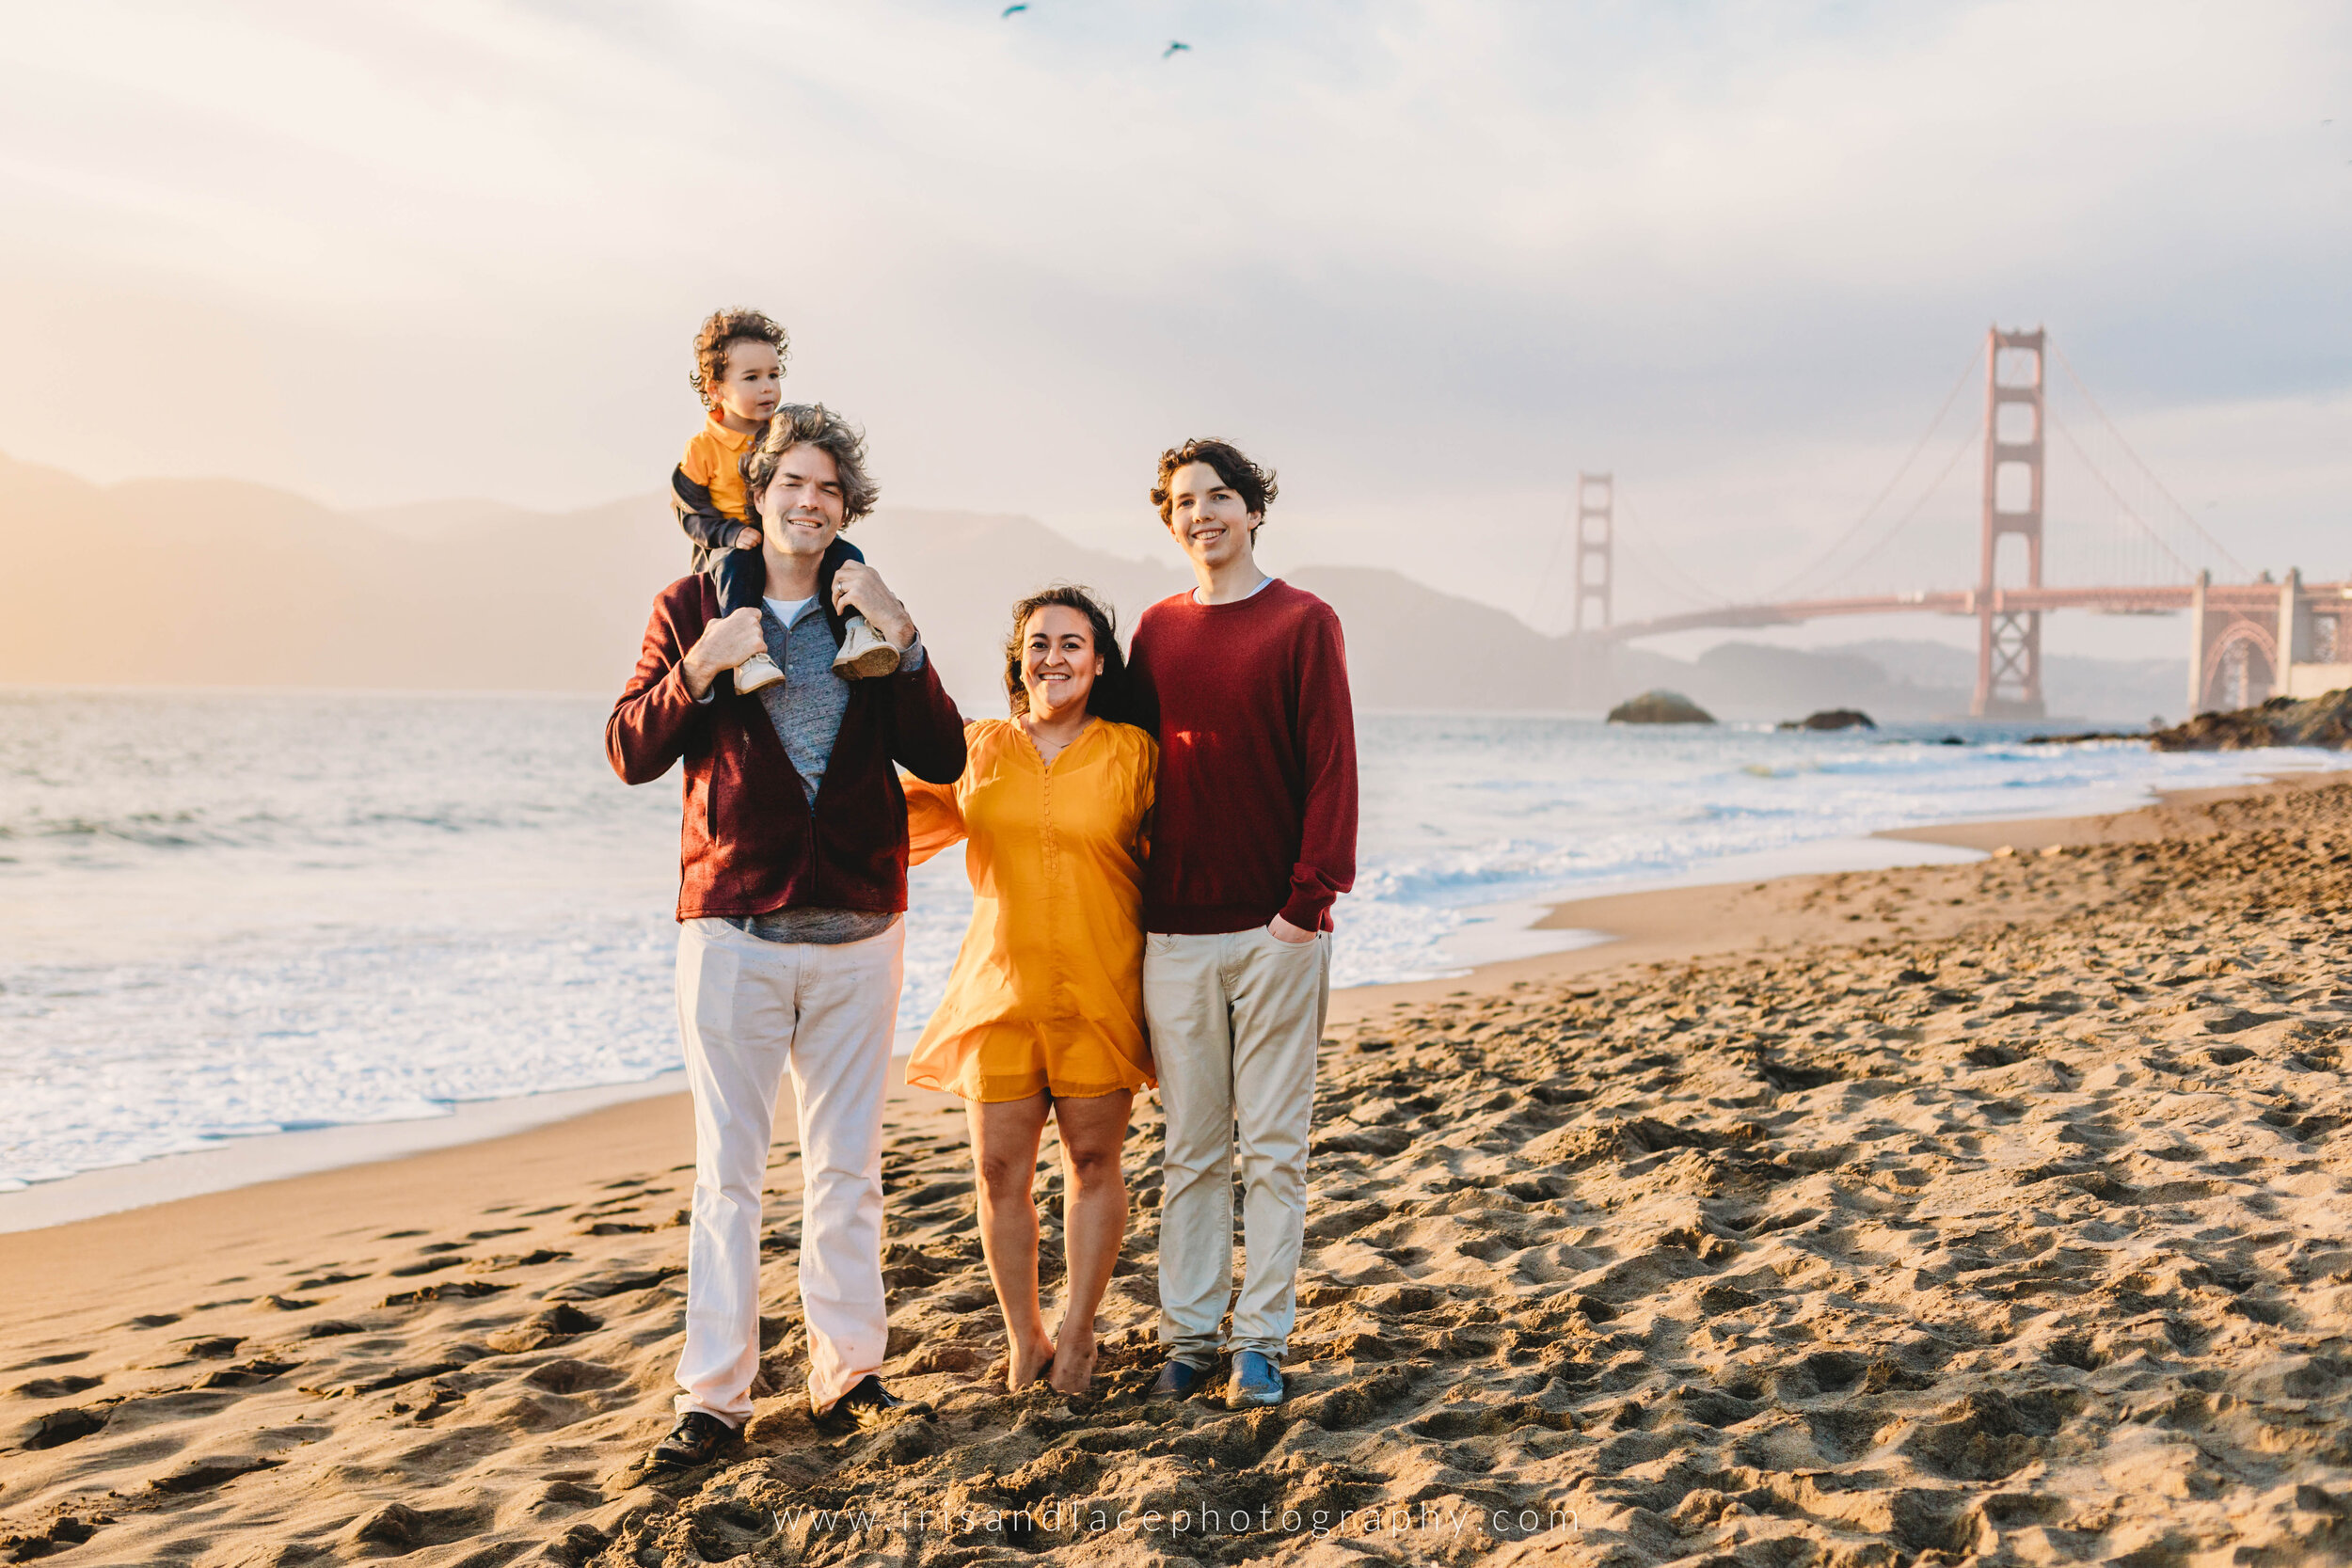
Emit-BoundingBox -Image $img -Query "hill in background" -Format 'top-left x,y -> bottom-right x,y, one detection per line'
0,454 -> 2184,723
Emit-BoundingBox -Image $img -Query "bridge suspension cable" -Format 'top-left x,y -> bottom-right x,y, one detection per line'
2049,341 -> 2250,580
1755,341 -> 1987,603
1796,418 -> 1979,594
2045,408 -> 2200,582
1588,345 -> 1986,621
1613,492 -> 1736,609
1563,325 -> 2271,645
1529,487 -> 1728,628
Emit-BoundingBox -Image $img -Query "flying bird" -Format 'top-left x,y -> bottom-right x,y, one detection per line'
1163,39 -> 1190,57
1002,4 -> 1025,14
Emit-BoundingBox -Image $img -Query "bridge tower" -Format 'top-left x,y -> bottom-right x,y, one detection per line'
1972,326 -> 2046,718
1574,471 -> 1613,634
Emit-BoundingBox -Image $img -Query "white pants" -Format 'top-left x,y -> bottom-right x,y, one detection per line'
673,916 -> 903,1421
1145,926 -> 1330,1367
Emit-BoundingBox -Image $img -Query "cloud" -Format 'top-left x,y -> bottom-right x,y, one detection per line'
0,0 -> 2344,626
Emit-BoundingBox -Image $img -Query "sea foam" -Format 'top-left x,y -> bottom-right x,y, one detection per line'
0,689 -> 2327,1186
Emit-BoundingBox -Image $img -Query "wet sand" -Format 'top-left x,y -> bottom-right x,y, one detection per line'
5,772 -> 2351,1564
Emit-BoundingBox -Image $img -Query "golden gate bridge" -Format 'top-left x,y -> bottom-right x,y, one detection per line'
1545,327 -> 2351,719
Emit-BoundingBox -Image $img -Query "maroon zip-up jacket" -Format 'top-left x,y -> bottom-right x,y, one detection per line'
605,574 -> 967,922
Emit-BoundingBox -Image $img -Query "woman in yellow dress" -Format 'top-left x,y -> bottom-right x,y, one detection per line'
903,585 -> 1156,1396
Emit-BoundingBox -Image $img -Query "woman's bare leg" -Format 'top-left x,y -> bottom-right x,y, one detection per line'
969,1093 -> 1056,1389
1047,1089 -> 1134,1395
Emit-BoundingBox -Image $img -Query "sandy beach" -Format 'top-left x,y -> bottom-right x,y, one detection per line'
6,771 -> 2352,1565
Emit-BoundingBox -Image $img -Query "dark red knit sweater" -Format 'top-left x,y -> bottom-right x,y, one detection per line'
1128,579 -> 1359,934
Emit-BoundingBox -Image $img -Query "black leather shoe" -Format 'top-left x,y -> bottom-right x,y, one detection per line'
647,1410 -> 739,1470
1149,1359 -> 1208,1401
816,1374 -> 914,1432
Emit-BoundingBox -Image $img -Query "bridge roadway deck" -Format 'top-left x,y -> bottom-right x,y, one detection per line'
1603,580 -> 2352,643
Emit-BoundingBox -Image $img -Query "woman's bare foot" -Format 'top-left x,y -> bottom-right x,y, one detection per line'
1008,1335 -> 1056,1391
1047,1328 -> 1098,1396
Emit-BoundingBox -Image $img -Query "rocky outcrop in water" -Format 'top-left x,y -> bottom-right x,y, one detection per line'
1779,708 -> 1876,732
2026,729 -> 2149,745
1607,689 -> 1715,724
2151,688 -> 2352,751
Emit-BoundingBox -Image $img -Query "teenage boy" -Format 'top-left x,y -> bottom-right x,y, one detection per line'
1127,438 -> 1358,1411
608,404 -> 966,1470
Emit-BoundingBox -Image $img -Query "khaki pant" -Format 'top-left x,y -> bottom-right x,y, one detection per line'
673,916 -> 902,1422
1145,926 -> 1330,1367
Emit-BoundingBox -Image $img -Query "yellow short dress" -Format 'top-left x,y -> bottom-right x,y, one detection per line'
903,718 -> 1158,1102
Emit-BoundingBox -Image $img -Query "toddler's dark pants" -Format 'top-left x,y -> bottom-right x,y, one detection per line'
692,534 -> 866,621
708,541 -> 765,618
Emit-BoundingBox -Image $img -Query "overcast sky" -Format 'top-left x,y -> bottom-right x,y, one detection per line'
3,0 -> 2346,648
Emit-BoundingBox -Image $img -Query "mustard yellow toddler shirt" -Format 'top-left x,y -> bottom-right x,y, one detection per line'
679,412 -> 758,522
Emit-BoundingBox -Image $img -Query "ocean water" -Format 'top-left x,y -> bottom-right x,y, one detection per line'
0,688 -> 2330,1189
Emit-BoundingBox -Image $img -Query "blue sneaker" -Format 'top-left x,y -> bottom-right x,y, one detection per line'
1226,1351 -> 1285,1409
1150,1359 -> 1207,1401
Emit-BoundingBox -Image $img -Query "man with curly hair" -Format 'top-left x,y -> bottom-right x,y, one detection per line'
1128,438 -> 1359,1411
610,404 -> 967,1468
